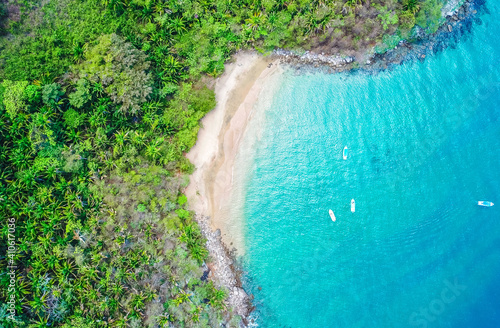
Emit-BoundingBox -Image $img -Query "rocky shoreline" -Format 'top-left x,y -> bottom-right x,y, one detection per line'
195,214 -> 252,326
274,0 -> 485,73
195,0 -> 486,325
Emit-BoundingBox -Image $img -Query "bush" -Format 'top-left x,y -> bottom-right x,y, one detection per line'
1,80 -> 28,118
42,83 -> 64,106
375,5 -> 399,31
24,84 -> 42,104
63,108 -> 87,129
399,11 -> 416,31
68,79 -> 91,108
416,0 -> 444,33
73,34 -> 153,113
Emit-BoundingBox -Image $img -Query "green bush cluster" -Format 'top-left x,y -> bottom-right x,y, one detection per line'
416,0 -> 444,33
0,76 -> 230,327
0,0 -> 450,326
72,34 -> 153,113
1,80 -> 28,119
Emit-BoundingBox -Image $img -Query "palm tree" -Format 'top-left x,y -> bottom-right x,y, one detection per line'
190,244 -> 208,263
110,317 -> 128,328
111,282 -> 125,297
130,292 -> 146,310
145,138 -> 164,162
169,17 -> 187,34
342,0 -> 358,13
114,130 -> 129,147
58,260 -> 76,281
36,186 -> 52,204
45,254 -> 61,271
404,0 -> 420,13
158,315 -> 170,327
173,290 -> 190,306
80,265 -> 100,282
210,287 -> 226,310
153,1 -> 169,15
27,292 -> 48,316
89,111 -> 107,128
45,166 -> 58,180
72,42 -> 84,62
10,146 -> 32,170
162,56 -> 184,82
131,131 -> 147,147
245,12 -> 263,31
138,5 -> 154,23
93,82 -> 104,95
24,219 -> 39,240
66,129 -> 82,143
29,315 -> 50,328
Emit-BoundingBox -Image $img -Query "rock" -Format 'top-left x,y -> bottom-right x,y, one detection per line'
269,0 -> 477,81
230,287 -> 250,316
194,214 -> 252,322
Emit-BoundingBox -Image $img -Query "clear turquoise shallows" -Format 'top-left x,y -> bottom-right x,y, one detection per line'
241,4 -> 500,327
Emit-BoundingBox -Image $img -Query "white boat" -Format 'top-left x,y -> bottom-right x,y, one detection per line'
351,199 -> 355,213
343,146 -> 348,160
329,209 -> 336,222
478,201 -> 494,207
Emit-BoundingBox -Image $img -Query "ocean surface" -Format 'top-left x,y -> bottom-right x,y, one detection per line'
234,2 -> 500,327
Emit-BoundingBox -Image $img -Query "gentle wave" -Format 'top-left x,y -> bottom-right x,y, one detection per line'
236,3 -> 500,327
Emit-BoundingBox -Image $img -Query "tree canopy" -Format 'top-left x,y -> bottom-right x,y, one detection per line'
0,0 -> 446,326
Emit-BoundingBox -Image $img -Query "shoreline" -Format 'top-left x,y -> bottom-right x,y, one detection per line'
184,0 -> 484,323
274,0 -> 483,72
185,52 -> 280,322
195,214 -> 253,321
186,52 -> 279,253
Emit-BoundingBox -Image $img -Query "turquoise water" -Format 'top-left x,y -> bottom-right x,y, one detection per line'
240,4 -> 500,328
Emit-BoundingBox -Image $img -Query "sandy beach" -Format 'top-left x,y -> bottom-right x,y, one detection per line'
185,51 -> 280,253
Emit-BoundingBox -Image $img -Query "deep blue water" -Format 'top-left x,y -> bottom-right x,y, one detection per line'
239,3 -> 500,328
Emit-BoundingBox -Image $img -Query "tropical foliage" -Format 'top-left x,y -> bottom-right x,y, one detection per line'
0,74 -> 226,327
0,0 -> 447,326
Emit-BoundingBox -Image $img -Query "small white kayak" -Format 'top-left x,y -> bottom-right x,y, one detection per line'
351,199 -> 355,213
329,209 -> 336,222
343,146 -> 348,160
478,201 -> 494,207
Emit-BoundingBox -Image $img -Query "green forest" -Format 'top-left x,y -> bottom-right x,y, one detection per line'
0,0 -> 446,327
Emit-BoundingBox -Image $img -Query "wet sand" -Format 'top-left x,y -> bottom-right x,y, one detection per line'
185,51 -> 279,252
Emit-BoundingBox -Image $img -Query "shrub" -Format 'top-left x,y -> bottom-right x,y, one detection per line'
63,108 -> 87,129
24,84 -> 42,104
1,80 -> 28,118
416,0 -> 444,33
73,34 -> 153,114
376,5 -> 399,30
399,10 -> 416,31
177,194 -> 188,206
42,83 -> 64,106
68,79 -> 91,109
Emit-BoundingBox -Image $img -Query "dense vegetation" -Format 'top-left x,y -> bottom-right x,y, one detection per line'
0,0 -> 447,327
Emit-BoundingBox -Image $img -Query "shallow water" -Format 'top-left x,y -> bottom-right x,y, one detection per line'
236,3 -> 500,327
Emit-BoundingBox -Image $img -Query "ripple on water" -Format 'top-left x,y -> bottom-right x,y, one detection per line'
238,5 -> 500,327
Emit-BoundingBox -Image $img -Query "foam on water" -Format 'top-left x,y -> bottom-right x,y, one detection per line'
233,3 -> 500,327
